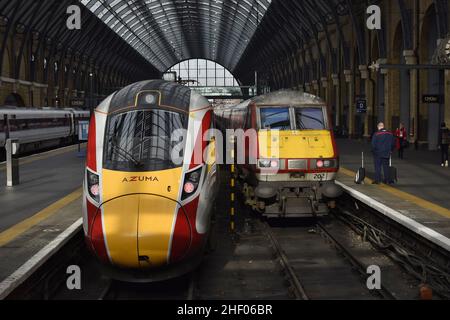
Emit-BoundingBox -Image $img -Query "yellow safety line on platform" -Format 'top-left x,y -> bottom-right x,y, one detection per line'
339,167 -> 450,219
0,188 -> 83,247
0,144 -> 86,172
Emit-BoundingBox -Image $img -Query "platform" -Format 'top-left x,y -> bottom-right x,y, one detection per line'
337,138 -> 450,209
0,146 -> 85,298
337,139 -> 450,252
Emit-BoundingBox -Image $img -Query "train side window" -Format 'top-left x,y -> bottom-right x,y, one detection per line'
0,118 -> 4,132
9,119 -> 16,132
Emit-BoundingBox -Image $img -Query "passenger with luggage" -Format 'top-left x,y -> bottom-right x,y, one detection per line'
394,123 -> 408,160
439,122 -> 450,167
371,122 -> 396,184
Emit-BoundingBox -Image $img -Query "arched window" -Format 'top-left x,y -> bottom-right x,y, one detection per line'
167,59 -> 239,87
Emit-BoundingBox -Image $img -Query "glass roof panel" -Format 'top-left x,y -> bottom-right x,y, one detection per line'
81,0 -> 272,72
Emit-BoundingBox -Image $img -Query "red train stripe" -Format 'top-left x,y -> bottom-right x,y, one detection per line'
86,114 -> 97,172
170,197 -> 205,263
86,199 -> 109,263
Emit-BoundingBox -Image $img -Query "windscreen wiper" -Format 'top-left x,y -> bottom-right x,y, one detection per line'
297,114 -> 325,127
109,137 -> 143,167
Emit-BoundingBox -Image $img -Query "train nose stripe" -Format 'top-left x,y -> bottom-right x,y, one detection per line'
101,194 -> 188,268
137,195 -> 187,268
101,195 -> 140,268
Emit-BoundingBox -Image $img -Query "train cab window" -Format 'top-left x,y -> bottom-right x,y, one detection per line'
104,109 -> 188,172
259,107 -> 291,130
294,107 -> 326,130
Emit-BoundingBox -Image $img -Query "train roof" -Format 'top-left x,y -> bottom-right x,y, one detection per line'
250,90 -> 325,106
105,79 -> 209,114
215,90 -> 326,112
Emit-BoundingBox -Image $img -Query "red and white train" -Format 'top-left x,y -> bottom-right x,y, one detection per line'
83,80 -> 219,281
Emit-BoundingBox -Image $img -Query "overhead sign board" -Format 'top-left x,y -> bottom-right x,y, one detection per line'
422,95 -> 442,104
356,99 -> 367,114
71,98 -> 86,108
163,72 -> 177,82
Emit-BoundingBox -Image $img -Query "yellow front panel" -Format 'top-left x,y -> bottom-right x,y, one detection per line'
138,195 -> 178,268
102,168 -> 182,199
102,168 -> 183,268
259,130 -> 335,159
102,195 -> 139,268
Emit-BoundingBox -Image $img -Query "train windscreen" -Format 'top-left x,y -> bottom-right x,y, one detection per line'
104,110 -> 188,172
259,107 -> 291,130
294,107 -> 326,130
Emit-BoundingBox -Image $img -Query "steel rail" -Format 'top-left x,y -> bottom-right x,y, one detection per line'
258,221 -> 309,300
317,221 -> 397,300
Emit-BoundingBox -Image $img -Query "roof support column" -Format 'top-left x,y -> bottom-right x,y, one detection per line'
404,50 -> 419,143
359,65 -> 373,138
344,70 -> 355,137
332,74 -> 340,127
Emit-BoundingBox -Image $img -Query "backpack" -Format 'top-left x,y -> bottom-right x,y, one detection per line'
442,129 -> 450,145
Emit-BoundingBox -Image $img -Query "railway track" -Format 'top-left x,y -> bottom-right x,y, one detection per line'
256,221 -> 308,300
335,194 -> 450,299
257,218 -> 400,300
3,186 -> 448,300
98,272 -> 198,300
316,221 -> 397,300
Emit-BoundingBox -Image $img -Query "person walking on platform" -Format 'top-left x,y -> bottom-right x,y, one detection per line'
439,122 -> 450,167
371,122 -> 396,184
395,123 -> 408,159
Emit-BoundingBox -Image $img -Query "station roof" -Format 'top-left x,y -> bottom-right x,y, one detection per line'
0,0 -> 160,81
1,0 -> 365,84
81,0 -> 272,72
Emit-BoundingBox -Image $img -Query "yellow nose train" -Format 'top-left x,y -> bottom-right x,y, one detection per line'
82,80 -> 219,281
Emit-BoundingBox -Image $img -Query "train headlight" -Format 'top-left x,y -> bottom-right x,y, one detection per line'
314,159 -> 337,169
316,160 -> 324,168
258,159 -> 279,169
183,182 -> 196,194
181,167 -> 203,201
87,170 -> 100,202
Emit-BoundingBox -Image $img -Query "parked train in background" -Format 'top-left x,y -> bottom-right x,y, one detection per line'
215,90 -> 343,218
0,107 -> 90,155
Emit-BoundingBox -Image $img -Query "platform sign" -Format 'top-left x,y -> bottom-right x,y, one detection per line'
78,120 -> 89,141
422,95 -> 442,104
356,99 -> 367,114
70,98 -> 86,108
163,71 -> 177,82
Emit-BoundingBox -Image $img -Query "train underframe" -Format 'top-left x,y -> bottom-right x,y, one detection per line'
237,168 -> 341,218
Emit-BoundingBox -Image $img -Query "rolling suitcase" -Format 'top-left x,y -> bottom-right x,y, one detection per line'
388,156 -> 398,184
355,152 -> 366,184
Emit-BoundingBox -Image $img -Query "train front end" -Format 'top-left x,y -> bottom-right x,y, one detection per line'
246,91 -> 343,217
82,80 -> 218,281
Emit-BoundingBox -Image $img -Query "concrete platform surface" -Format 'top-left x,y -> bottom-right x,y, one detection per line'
0,145 -> 85,234
338,139 -> 450,209
0,145 -> 85,298
0,196 -> 82,298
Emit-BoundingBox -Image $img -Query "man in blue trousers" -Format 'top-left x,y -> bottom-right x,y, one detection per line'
371,122 -> 396,184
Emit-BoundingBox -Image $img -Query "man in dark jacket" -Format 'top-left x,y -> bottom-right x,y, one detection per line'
372,122 -> 396,184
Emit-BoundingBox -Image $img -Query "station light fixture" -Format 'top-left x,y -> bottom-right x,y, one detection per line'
445,38 -> 450,60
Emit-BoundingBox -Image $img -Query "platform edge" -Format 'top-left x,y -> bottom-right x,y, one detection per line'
336,180 -> 450,252
0,218 -> 82,300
